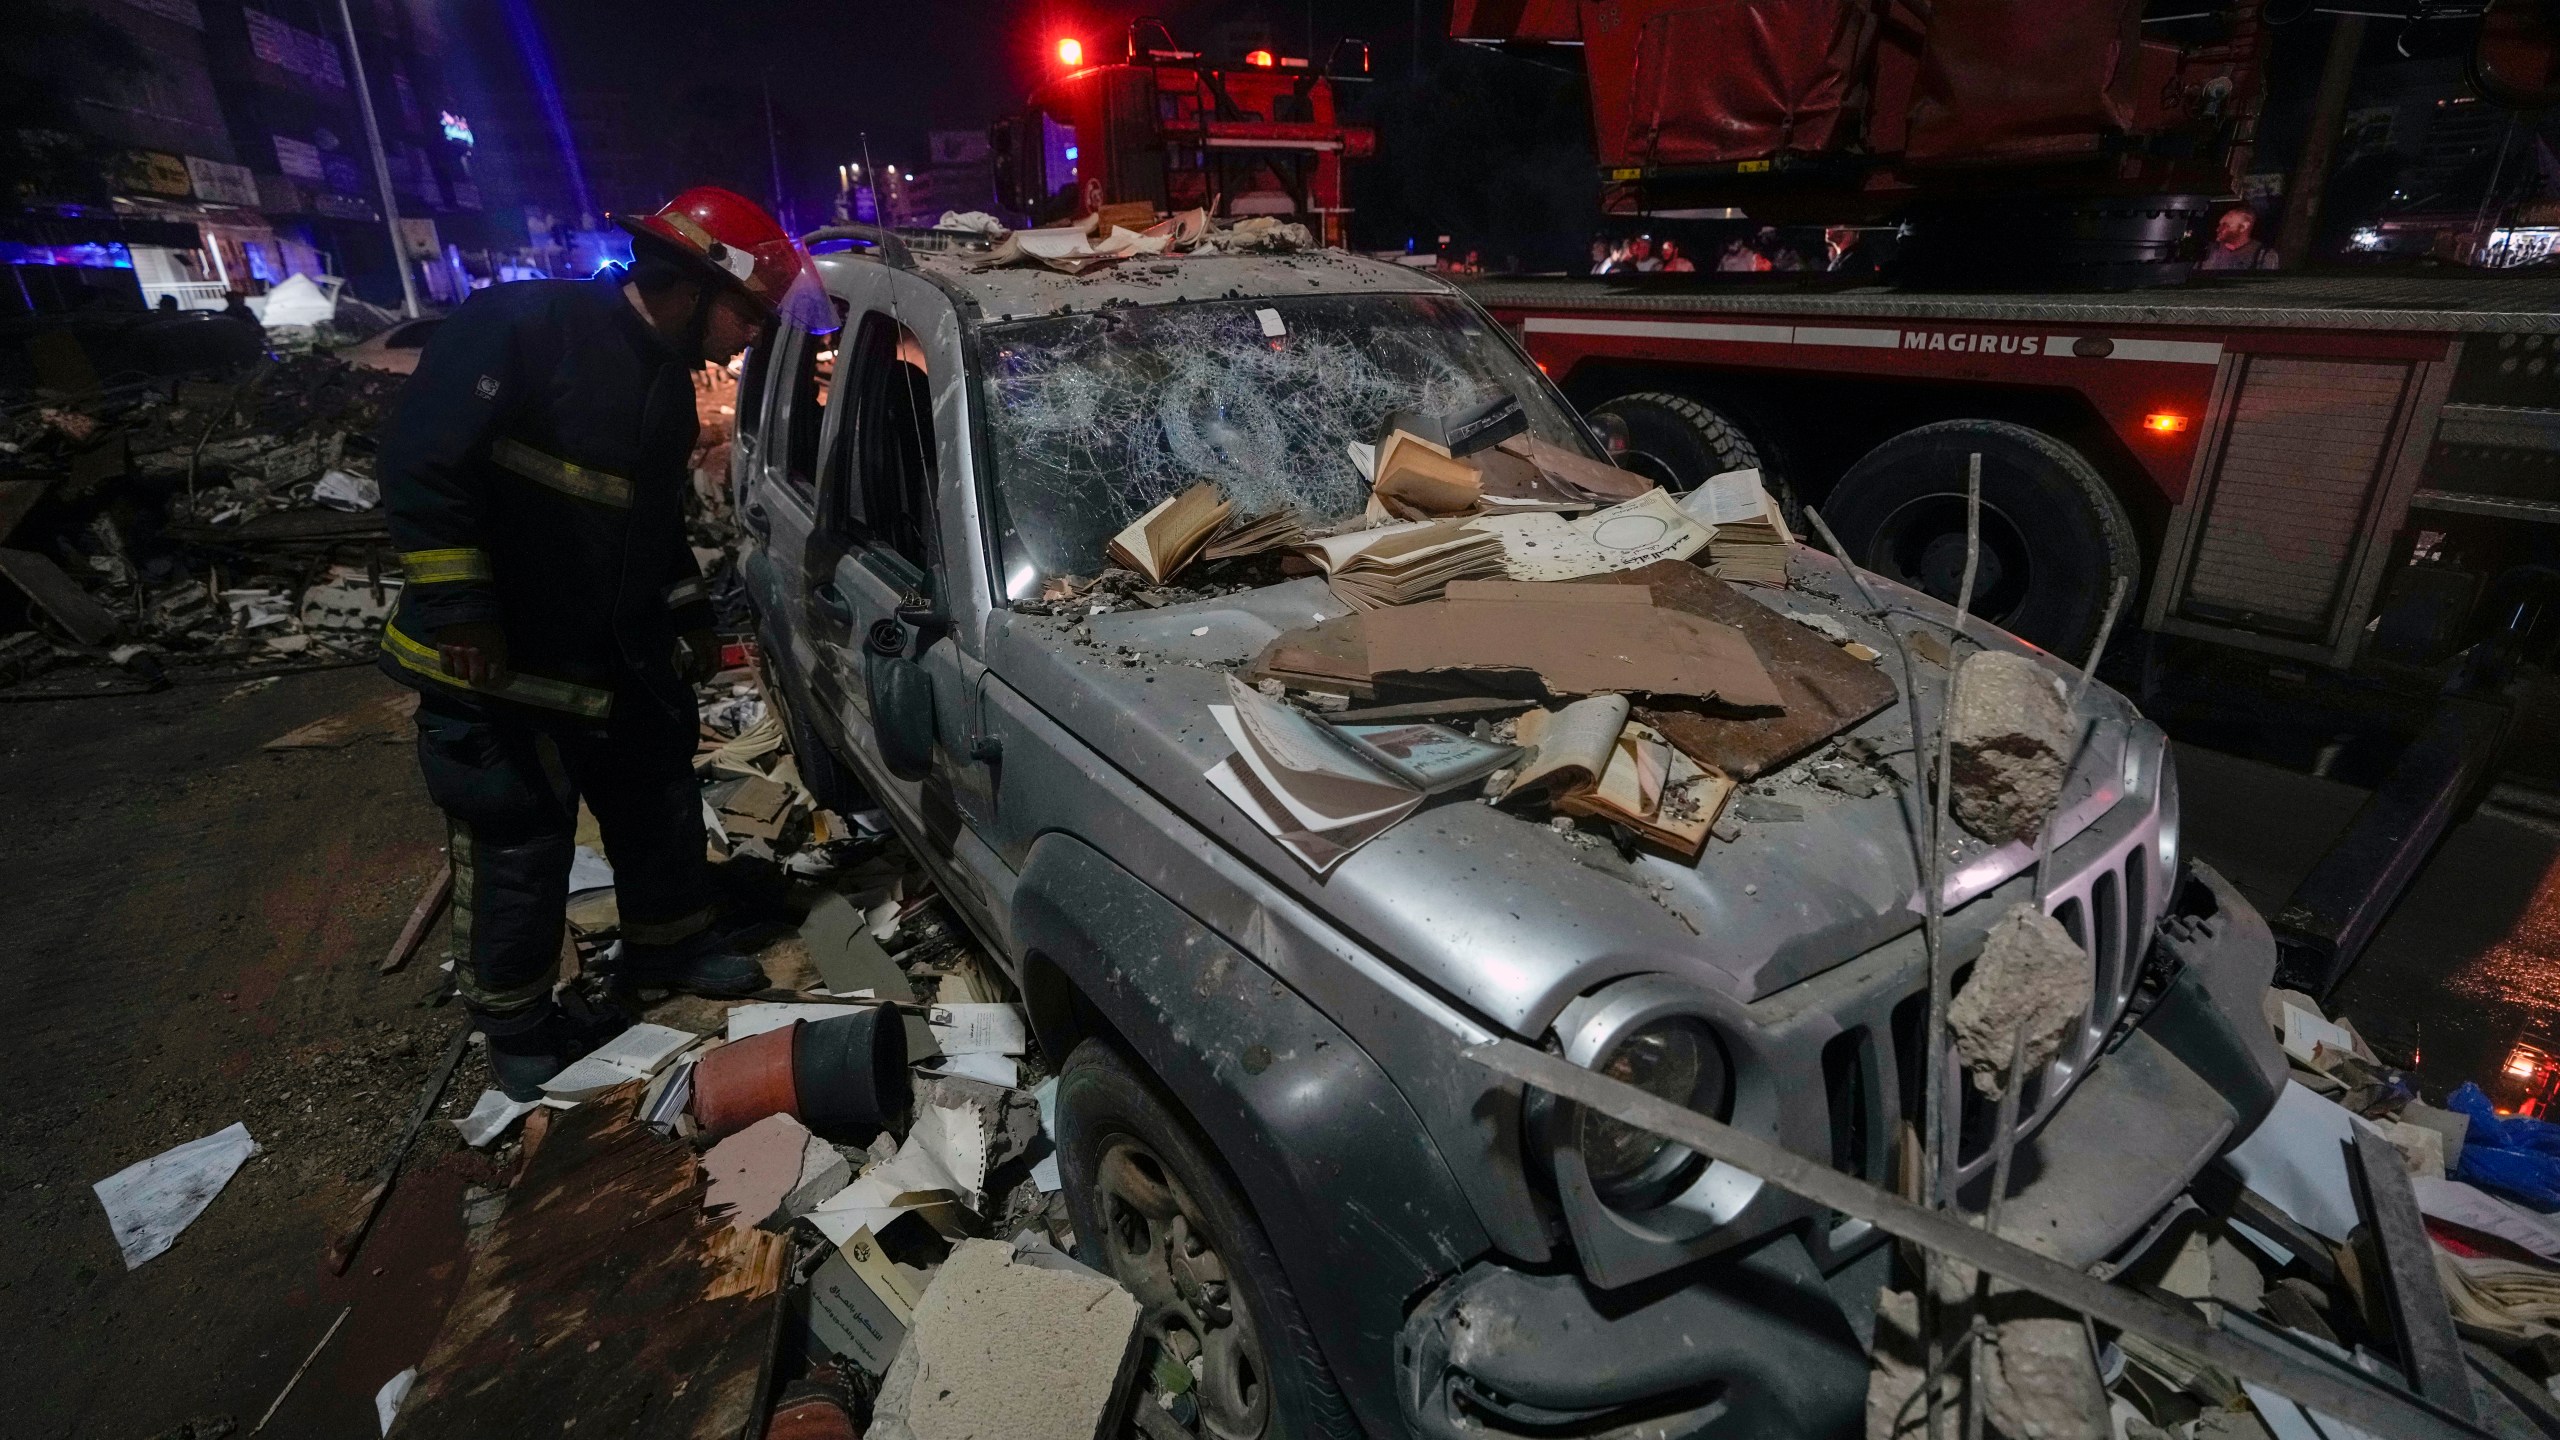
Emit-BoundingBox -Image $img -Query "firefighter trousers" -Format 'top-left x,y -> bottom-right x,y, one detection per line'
412,687 -> 714,1020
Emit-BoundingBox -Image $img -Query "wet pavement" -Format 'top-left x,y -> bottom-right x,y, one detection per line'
2178,741 -> 2560,1095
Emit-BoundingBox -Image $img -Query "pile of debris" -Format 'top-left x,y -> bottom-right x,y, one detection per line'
1865,983 -> 2560,1439
347,654 -> 1149,1438
0,353 -> 410,692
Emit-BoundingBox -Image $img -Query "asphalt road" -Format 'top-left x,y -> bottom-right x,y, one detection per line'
2177,741 -> 2560,1095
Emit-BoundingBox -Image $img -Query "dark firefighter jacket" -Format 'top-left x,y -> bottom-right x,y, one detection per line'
375,275 -> 714,723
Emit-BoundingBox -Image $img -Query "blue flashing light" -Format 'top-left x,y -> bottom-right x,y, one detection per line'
1064,145 -> 1079,161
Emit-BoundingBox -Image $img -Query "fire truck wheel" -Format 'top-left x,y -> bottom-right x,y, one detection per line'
1823,419 -> 2140,658
1588,392 -> 1768,496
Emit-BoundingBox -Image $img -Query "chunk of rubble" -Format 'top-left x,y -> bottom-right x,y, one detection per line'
867,1237 -> 1143,1440
1982,1313 -> 2108,1440
1947,903 -> 2091,1099
1947,650 -> 2078,844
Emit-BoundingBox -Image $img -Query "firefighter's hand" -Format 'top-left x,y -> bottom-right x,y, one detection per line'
435,622 -> 510,686
674,627 -> 720,683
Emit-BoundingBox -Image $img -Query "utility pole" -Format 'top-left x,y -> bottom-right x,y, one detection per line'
332,0 -> 422,317
763,72 -> 787,233
2276,14 -> 2366,270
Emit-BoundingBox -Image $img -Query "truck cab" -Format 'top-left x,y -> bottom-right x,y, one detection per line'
732,228 -> 2286,1440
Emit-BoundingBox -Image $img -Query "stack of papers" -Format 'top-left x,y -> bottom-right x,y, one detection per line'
1501,695 -> 1733,858
1200,508 -> 1305,562
1679,469 -> 1791,586
1205,674 -> 1514,874
1371,431 -> 1484,519
1469,489 -> 1714,582
1295,519 -> 1506,611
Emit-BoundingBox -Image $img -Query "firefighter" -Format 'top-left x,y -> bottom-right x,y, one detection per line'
375,187 -> 839,1098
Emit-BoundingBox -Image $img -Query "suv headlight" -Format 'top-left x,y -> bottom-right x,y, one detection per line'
1578,1018 -> 1730,1208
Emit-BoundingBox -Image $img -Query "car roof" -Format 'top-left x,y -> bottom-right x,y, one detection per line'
810,237 -> 1457,325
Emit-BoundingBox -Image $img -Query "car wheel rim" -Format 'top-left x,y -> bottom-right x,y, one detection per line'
1093,1138 -> 1274,1439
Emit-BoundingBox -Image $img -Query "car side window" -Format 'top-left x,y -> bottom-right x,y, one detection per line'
830,311 -> 937,572
732,322 -> 777,448
769,326 -> 832,505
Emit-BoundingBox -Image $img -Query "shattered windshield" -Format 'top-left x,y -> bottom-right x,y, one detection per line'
978,293 -> 1589,598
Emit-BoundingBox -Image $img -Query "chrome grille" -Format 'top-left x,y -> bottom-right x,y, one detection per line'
1943,806 -> 2163,1188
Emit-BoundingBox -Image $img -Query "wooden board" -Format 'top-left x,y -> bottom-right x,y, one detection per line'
1247,561 -> 1896,780
396,1082 -> 785,1440
0,479 -> 49,546
0,546 -> 120,646
1589,562 -> 1896,779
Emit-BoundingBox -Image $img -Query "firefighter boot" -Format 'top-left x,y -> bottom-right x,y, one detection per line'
480,996 -> 629,1102
618,928 -> 769,998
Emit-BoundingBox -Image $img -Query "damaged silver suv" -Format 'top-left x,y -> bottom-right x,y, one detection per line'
734,229 -> 2287,1440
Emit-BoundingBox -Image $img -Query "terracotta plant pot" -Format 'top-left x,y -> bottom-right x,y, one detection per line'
688,1022 -> 800,1141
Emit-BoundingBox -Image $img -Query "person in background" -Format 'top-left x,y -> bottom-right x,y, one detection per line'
220,291 -> 263,335
2199,206 -> 2279,271
1760,226 -> 1807,271
1658,239 -> 1696,273
1589,238 -> 1615,275
1826,225 -> 1882,278
1718,235 -> 1771,272
156,294 -> 180,314
1628,235 -> 1662,272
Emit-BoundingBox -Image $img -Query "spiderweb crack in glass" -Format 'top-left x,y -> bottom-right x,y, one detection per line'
981,296 -> 1585,588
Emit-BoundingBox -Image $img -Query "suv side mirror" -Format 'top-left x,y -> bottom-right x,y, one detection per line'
866,652 -> 936,780
1586,410 -> 1633,458
863,617 -> 936,780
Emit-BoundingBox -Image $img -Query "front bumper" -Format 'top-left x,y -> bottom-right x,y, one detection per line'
1396,861 -> 2286,1440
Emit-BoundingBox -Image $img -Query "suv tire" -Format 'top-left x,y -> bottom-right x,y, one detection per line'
1055,1038 -> 1360,1440
1821,419 -> 2140,659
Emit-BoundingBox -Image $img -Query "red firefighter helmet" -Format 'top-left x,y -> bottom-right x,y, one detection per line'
618,186 -> 837,332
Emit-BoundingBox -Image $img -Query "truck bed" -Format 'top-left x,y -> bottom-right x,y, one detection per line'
1461,271 -> 2560,335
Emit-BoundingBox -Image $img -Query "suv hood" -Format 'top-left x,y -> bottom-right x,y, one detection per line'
987,556 -> 2141,1038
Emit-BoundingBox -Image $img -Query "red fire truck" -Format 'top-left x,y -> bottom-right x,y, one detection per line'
989,22 -> 1376,246
1451,1 -> 2560,993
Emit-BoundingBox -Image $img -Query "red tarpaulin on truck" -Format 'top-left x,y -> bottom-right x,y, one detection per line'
1904,0 -> 2143,163
1621,1 -> 1869,166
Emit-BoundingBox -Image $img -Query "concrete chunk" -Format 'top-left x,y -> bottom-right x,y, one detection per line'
1948,904 -> 2091,1099
1983,1314 -> 2108,1440
868,1237 -> 1143,1440
1946,650 -> 2077,844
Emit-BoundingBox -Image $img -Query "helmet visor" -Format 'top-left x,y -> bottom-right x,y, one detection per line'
774,257 -> 840,335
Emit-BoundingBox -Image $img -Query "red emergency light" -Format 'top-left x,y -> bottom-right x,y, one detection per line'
1244,48 -> 1275,67
1055,36 -> 1083,68
2142,411 -> 2191,436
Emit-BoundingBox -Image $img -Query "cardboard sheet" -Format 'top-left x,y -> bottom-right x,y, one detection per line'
1586,562 -> 1897,779
1362,584 -> 1782,708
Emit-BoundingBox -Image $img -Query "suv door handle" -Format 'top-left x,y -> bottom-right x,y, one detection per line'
744,501 -> 770,537
813,580 -> 854,622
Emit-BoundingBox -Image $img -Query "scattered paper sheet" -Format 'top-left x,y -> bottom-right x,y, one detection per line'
1468,489 -> 1711,582
914,1102 -> 991,1203
1678,468 -> 1780,526
806,1112 -> 980,1246
930,1052 -> 1022,1087
375,1367 -> 417,1437
2223,1081 -> 2374,1243
452,1088 -> 540,1147
2279,1003 -> 2358,1070
93,1122 -> 260,1269
567,845 -> 614,895
728,1002 -> 877,1041
538,1022 -> 698,1101
930,1003 -> 1029,1056
2412,1176 -> 2560,1261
